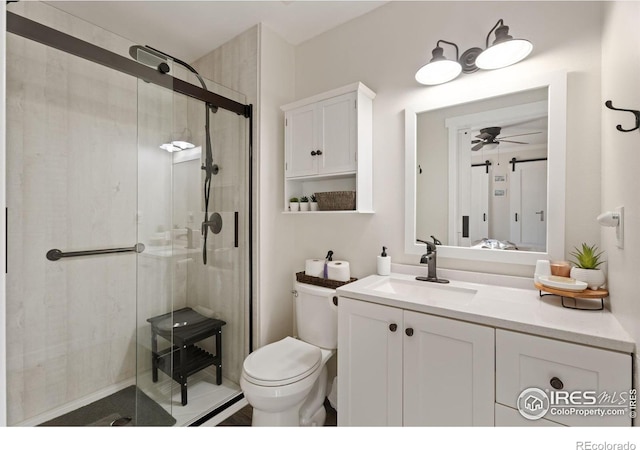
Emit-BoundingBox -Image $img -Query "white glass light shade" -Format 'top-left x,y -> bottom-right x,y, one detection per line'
415,59 -> 462,86
475,39 -> 533,70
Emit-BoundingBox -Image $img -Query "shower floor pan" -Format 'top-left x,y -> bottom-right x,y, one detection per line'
38,385 -> 176,426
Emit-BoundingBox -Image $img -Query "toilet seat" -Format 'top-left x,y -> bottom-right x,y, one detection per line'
243,337 -> 321,387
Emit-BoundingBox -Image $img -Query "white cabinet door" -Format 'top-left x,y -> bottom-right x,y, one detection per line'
285,104 -> 317,178
495,404 -> 564,427
318,92 -> 357,175
338,297 -> 403,426
496,329 -> 631,426
403,311 -> 495,426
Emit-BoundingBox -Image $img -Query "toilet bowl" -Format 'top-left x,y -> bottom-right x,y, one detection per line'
240,282 -> 337,426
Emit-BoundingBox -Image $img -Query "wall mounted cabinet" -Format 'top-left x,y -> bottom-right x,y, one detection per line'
282,82 -> 375,213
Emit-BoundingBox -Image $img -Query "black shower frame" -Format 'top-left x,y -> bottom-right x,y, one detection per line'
6,10 -> 254,423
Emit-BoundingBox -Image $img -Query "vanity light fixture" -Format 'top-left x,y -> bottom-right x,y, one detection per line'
415,40 -> 463,86
415,19 -> 533,86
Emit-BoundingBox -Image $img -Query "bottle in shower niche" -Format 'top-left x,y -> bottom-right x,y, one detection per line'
377,246 -> 391,276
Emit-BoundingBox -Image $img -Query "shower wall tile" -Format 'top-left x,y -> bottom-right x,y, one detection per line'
6,2 -> 139,424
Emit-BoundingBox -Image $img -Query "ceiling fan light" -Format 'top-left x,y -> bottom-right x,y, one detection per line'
476,38 -> 533,70
415,59 -> 462,85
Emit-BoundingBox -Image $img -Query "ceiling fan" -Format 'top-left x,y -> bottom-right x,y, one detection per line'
471,126 -> 541,151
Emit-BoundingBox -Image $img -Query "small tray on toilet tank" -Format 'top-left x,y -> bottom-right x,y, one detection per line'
296,271 -> 357,289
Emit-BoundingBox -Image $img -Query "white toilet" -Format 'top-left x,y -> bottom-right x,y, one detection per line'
240,281 -> 337,426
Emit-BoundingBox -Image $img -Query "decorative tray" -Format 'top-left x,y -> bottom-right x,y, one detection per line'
538,275 -> 588,292
296,271 -> 357,289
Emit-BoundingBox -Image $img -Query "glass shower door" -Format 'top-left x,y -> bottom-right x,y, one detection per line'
135,66 -> 249,426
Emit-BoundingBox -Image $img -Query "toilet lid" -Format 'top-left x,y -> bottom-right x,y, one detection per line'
243,337 -> 322,387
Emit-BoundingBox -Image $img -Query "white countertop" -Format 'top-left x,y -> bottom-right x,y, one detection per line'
336,265 -> 634,354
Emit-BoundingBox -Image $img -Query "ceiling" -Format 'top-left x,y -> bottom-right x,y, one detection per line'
44,1 -> 388,63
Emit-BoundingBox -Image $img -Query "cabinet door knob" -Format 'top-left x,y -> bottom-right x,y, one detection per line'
389,323 -> 397,332
311,150 -> 317,156
333,296 -> 338,306
550,377 -> 564,390
405,327 -> 414,337
316,149 -> 323,155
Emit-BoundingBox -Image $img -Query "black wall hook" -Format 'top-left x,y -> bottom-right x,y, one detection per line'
605,100 -> 640,132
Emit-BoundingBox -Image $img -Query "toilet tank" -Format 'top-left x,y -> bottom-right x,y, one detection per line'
294,282 -> 337,350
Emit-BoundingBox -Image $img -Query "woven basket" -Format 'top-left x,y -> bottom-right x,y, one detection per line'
315,191 -> 356,211
296,271 -> 357,289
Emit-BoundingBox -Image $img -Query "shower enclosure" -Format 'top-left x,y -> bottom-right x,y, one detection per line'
5,4 -> 252,426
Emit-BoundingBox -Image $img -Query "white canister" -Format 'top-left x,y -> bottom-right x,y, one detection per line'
534,259 -> 551,282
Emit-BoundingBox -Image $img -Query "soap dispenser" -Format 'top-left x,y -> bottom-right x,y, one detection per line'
377,246 -> 391,276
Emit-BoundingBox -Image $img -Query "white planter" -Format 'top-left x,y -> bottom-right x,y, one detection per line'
310,202 -> 319,211
570,267 -> 605,290
289,202 -> 299,212
300,202 -> 310,211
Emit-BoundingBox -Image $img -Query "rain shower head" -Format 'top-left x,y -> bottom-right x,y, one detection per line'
129,45 -> 170,74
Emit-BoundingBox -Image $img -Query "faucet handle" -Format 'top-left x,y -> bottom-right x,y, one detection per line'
417,238 -> 436,252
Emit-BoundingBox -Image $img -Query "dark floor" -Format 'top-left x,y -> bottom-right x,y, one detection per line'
218,398 -> 337,426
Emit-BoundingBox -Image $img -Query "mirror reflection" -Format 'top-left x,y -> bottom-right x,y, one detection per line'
416,88 -> 549,252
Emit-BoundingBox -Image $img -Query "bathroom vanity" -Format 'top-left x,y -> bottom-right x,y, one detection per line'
336,267 -> 633,427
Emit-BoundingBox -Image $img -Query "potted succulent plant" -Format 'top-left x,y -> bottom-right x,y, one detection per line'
289,197 -> 299,212
310,194 -> 319,211
570,243 -> 606,290
299,196 -> 310,212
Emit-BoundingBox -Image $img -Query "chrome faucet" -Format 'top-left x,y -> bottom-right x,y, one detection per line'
416,236 -> 449,284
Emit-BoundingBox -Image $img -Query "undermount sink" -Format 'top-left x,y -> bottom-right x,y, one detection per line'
369,277 -> 477,303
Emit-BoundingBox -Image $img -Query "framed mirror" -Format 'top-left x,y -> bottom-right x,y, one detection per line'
405,71 -> 567,266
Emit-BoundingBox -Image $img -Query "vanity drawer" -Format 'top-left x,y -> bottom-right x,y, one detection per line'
496,329 -> 631,426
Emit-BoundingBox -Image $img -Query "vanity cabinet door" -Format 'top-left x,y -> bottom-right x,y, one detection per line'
338,297 -> 403,426
496,329 -> 632,427
403,311 -> 495,426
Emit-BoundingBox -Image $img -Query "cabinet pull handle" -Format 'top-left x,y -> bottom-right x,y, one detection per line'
316,150 -> 323,155
333,296 -> 338,306
550,377 -> 564,390
389,323 -> 397,332
311,150 -> 317,156
405,327 -> 414,337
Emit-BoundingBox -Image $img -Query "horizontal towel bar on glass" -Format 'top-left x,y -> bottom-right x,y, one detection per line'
46,243 -> 145,261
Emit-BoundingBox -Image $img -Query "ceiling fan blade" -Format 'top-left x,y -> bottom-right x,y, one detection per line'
498,131 -> 542,139
475,132 -> 493,140
498,139 -> 529,145
471,142 -> 484,151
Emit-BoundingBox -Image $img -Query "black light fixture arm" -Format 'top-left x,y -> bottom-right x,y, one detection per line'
605,100 -> 640,133
484,19 -> 505,48
435,39 -> 460,61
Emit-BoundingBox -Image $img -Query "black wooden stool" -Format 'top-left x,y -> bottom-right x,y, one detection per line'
147,307 -> 226,406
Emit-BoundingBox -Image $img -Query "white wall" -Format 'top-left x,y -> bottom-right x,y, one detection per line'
256,25 -> 296,346
286,1 -> 603,279
601,1 -> 640,388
